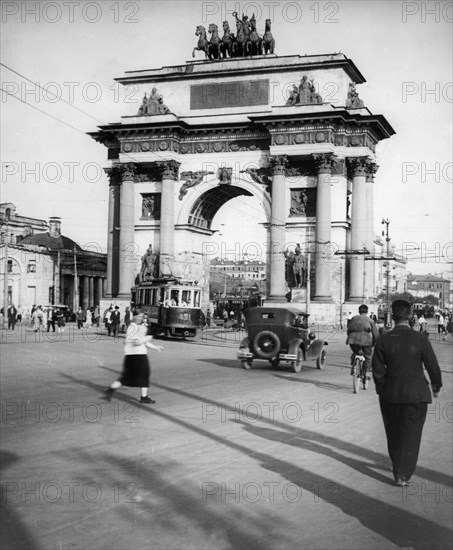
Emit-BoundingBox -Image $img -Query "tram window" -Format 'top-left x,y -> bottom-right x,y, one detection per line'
181,290 -> 190,307
151,289 -> 158,305
193,291 -> 200,307
170,289 -> 179,306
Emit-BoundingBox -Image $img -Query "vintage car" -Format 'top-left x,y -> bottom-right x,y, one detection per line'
237,306 -> 327,372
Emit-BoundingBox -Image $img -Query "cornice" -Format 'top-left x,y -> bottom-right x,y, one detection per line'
115,54 -> 366,85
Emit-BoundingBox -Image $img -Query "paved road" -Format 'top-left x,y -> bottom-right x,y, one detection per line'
1,322 -> 452,550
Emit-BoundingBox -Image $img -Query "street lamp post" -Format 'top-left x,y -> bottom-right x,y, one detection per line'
382,218 -> 391,327
1,224 -> 9,330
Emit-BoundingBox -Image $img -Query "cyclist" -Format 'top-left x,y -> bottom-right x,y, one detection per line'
346,304 -> 379,378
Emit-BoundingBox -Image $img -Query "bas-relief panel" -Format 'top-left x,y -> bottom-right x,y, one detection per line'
289,188 -> 317,218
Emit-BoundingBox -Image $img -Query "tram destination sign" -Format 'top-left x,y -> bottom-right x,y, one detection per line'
190,79 -> 269,110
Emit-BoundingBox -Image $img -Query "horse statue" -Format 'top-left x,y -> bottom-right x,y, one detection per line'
232,11 -> 251,57
208,23 -> 222,59
262,19 -> 275,54
221,21 -> 235,58
247,14 -> 262,56
192,25 -> 211,59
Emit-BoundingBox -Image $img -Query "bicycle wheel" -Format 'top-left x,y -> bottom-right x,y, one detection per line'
352,359 -> 359,394
362,364 -> 368,390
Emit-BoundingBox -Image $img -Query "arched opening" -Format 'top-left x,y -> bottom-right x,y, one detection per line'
188,185 -> 253,230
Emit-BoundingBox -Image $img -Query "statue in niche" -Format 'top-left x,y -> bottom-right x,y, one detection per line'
293,245 -> 306,288
346,82 -> 364,109
179,171 -> 214,200
137,87 -> 171,116
290,189 -> 308,216
140,244 -> 159,282
284,249 -> 296,288
346,195 -> 351,219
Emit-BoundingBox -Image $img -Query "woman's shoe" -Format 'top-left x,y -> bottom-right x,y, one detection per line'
140,396 -> 155,404
104,387 -> 115,401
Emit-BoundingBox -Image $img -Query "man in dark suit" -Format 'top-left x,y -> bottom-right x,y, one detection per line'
7,305 -> 17,330
111,306 -> 121,337
372,300 -> 442,487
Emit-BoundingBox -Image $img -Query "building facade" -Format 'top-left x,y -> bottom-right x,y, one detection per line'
407,274 -> 451,310
1,207 -> 107,316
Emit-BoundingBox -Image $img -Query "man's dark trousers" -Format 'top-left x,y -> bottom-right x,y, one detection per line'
379,399 -> 427,482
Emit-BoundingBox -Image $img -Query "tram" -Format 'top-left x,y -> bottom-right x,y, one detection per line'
213,294 -> 263,321
131,279 -> 202,337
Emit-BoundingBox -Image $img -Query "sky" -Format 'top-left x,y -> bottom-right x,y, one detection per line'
1,0 -> 452,276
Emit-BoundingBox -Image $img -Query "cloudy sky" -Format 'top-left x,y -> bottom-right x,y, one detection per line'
1,0 -> 452,275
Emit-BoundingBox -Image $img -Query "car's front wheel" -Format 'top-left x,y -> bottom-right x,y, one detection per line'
316,348 -> 326,370
291,347 -> 303,373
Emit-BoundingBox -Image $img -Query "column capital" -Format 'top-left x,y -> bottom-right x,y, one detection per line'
313,153 -> 336,174
366,162 -> 379,182
332,157 -> 347,177
157,160 -> 181,181
347,157 -> 372,177
267,155 -> 288,175
104,166 -> 122,185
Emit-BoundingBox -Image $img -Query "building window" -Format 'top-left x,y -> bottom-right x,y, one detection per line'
7,260 -> 13,273
27,261 -> 36,273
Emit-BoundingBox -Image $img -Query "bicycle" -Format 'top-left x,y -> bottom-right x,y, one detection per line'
350,348 -> 369,393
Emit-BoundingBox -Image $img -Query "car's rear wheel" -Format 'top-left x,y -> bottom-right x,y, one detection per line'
291,347 -> 303,373
252,331 -> 281,359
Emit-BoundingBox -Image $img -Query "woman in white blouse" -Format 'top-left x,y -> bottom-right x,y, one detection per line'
104,309 -> 164,404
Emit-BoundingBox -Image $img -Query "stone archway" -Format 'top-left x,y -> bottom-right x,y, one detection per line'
172,176 -> 271,292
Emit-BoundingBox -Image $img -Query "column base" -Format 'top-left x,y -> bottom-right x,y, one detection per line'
347,296 -> 366,303
313,295 -> 333,302
309,302 -> 338,323
266,294 -> 289,304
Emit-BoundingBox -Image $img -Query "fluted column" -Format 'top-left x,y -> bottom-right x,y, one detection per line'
104,167 -> 121,297
313,154 -> 335,301
267,155 -> 288,302
82,276 -> 89,311
89,277 -> 94,307
157,161 -> 180,278
118,164 -> 137,297
96,277 -> 103,305
348,158 -> 370,301
365,163 -> 378,299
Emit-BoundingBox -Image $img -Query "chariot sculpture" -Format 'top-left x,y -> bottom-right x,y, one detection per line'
193,14 -> 275,59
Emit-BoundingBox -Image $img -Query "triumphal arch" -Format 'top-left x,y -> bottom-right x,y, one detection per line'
90,16 -> 394,322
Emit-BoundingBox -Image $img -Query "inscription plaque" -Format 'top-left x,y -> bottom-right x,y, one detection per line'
190,80 -> 269,110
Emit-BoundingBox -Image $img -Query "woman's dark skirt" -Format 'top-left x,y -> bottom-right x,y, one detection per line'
119,354 -> 150,387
